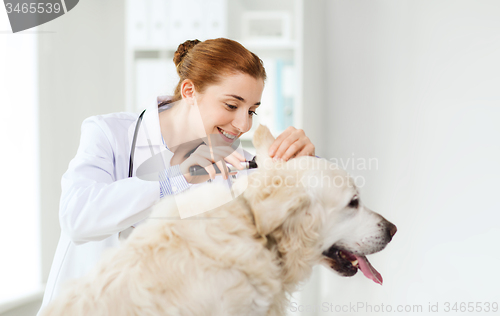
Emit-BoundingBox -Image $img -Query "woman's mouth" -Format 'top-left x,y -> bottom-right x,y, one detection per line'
217,127 -> 238,142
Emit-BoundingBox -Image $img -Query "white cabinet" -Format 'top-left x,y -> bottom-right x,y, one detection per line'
125,0 -> 305,143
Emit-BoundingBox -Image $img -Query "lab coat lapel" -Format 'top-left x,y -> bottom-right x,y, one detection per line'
127,97 -> 173,178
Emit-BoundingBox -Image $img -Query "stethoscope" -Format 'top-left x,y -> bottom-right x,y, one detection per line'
128,109 -> 146,178
128,108 -> 257,180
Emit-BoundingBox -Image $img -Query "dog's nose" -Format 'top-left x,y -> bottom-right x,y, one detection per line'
379,218 -> 397,241
388,222 -> 397,238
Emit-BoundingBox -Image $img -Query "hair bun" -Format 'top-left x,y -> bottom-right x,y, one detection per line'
173,39 -> 201,67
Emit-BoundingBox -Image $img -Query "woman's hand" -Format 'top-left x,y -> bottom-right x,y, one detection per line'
180,144 -> 246,184
268,126 -> 315,162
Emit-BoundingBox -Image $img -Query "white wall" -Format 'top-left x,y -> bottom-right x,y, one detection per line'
301,0 -> 327,157
292,1 -> 500,315
38,0 -> 126,286
0,5 -> 41,304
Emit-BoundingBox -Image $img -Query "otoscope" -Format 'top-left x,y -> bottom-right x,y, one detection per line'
189,156 -> 258,176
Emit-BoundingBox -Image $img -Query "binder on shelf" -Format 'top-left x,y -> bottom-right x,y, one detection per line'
127,0 -> 228,49
167,0 -> 205,46
127,0 -> 149,47
204,0 -> 227,39
241,11 -> 291,43
149,0 -> 170,48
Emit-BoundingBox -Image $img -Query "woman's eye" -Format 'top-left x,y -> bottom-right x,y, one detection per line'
224,103 -> 257,116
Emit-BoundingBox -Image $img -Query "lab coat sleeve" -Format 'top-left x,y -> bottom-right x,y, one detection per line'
59,117 -> 161,245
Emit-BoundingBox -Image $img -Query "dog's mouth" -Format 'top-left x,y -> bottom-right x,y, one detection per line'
321,246 -> 383,285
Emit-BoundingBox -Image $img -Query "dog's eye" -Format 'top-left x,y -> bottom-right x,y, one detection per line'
348,196 -> 359,208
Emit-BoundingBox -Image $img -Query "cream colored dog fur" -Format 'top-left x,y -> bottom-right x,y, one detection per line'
41,125 -> 396,316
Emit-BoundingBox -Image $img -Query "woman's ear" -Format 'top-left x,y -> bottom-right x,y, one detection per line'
180,79 -> 196,105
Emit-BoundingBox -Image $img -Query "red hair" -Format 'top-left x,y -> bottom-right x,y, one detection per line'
160,38 -> 267,106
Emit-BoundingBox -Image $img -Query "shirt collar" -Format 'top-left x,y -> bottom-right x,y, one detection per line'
128,95 -> 171,149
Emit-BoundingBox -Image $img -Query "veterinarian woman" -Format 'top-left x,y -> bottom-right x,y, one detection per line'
37,38 -> 316,315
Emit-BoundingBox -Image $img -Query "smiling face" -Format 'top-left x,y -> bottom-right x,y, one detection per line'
193,72 -> 264,143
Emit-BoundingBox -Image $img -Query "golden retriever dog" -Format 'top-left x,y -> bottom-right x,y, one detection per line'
41,125 -> 396,316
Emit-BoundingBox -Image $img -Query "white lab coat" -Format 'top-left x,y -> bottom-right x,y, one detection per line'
37,97 -> 253,315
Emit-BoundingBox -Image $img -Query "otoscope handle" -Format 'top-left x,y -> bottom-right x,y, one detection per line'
189,164 -> 221,176
188,157 -> 257,176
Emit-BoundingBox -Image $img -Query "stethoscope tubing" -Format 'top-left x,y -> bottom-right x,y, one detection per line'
128,109 -> 146,178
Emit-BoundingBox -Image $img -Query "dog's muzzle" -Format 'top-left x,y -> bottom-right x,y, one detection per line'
322,219 -> 397,285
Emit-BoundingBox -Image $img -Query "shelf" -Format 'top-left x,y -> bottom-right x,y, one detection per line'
131,45 -> 178,52
127,40 -> 298,53
238,39 -> 298,51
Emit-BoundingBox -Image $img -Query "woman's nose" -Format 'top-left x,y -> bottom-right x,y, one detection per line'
232,110 -> 251,133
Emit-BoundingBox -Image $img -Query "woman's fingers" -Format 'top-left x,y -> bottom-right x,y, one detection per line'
216,151 -> 247,179
280,140 -> 303,162
281,138 -> 316,161
224,152 -> 246,170
211,146 -> 246,172
295,143 -> 316,159
214,160 -> 228,180
180,155 -> 212,184
268,126 -> 293,157
191,155 -> 216,180
270,127 -> 315,161
194,145 -> 245,179
205,162 -> 218,180
219,147 -> 246,163
272,128 -> 302,161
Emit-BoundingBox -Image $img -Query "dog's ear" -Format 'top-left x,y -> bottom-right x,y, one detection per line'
255,192 -> 311,236
244,170 -> 311,236
252,124 -> 275,170
243,168 -> 322,284
249,124 -> 312,235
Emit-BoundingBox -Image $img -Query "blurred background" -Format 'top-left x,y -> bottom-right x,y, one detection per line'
1,0 -> 499,315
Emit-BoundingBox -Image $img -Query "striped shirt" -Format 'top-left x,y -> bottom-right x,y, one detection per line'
158,134 -> 192,198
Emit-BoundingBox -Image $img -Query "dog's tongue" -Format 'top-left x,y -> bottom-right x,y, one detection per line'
354,255 -> 383,285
